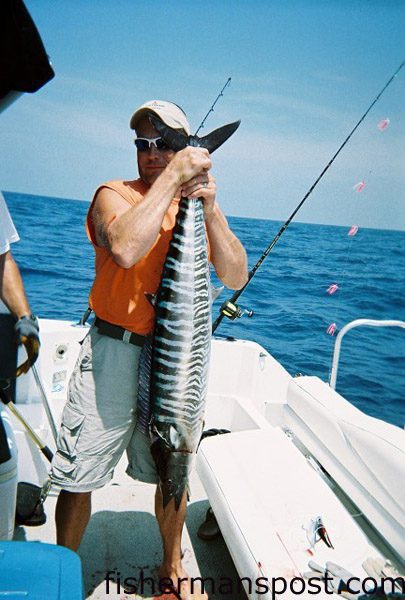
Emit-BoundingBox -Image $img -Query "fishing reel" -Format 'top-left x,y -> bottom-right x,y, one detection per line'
219,300 -> 254,321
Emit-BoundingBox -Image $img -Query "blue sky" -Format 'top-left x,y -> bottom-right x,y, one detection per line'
1,0 -> 404,229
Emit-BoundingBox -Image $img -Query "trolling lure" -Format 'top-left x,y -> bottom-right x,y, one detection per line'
304,515 -> 334,554
353,180 -> 366,193
326,323 -> 337,336
348,225 -> 359,236
377,117 -> 390,131
326,283 -> 339,295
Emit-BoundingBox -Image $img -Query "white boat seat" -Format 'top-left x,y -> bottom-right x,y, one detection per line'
287,376 -> 405,558
197,428 -> 379,599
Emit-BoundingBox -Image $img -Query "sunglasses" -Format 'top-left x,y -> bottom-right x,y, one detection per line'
134,137 -> 170,152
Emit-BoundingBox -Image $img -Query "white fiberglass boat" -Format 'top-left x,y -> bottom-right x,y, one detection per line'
1,3 -> 403,598
1,316 -> 403,599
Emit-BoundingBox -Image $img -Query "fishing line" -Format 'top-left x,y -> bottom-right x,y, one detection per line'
325,228 -> 358,378
325,112 -> 394,378
212,61 -> 404,334
330,234 -> 355,314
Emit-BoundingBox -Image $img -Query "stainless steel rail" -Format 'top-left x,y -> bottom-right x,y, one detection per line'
32,364 -> 58,443
329,319 -> 405,389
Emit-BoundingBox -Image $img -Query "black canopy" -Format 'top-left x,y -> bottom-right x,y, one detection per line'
0,0 -> 54,104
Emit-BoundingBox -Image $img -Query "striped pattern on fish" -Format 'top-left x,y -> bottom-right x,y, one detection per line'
136,115 -> 240,509
137,196 -> 211,508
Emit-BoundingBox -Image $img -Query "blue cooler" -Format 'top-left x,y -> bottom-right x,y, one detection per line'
0,541 -> 84,599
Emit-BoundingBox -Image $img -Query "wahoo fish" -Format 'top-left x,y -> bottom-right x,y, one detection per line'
137,115 -> 240,509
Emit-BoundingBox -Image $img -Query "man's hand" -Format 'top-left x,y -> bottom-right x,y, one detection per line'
14,315 -> 40,376
168,146 -> 212,188
180,171 -> 217,217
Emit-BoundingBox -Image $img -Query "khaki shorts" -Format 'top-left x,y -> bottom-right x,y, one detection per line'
50,327 -> 159,492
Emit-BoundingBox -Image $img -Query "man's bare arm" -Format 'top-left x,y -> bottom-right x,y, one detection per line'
180,172 -> 248,290
0,251 -> 31,318
205,204 -> 248,290
92,147 -> 212,268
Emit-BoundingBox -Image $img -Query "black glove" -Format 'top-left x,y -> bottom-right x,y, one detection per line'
14,315 -> 40,376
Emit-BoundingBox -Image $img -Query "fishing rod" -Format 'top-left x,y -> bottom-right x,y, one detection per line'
195,77 -> 232,136
212,61 -> 405,334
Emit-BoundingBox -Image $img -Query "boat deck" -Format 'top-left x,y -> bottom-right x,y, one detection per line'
6,320 -> 404,599
13,458 -> 247,599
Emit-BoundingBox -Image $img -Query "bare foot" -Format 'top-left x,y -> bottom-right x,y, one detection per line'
157,566 -> 209,599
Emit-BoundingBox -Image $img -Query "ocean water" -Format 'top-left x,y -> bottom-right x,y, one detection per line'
4,191 -> 405,428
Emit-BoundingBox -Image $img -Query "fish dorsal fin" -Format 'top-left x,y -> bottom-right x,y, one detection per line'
149,114 -> 240,154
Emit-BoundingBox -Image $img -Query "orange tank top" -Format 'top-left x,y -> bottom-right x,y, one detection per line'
86,179 -> 184,335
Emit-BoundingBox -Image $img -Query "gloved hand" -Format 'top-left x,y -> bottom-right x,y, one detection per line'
362,558 -> 404,595
304,561 -> 363,599
304,559 -> 404,600
14,315 -> 40,376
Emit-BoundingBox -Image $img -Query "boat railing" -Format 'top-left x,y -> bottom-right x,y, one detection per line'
329,318 -> 405,389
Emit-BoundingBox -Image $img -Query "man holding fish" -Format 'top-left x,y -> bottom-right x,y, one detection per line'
51,100 -> 247,598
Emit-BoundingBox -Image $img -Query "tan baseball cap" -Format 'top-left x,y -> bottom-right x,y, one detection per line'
130,99 -> 191,135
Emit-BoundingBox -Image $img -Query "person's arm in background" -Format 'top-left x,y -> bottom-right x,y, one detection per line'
0,250 -> 31,318
0,250 -> 40,375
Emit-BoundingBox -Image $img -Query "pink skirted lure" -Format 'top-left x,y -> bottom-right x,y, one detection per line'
326,323 -> 337,336
353,181 -> 366,193
377,118 -> 390,131
326,283 -> 339,295
348,225 -> 359,236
